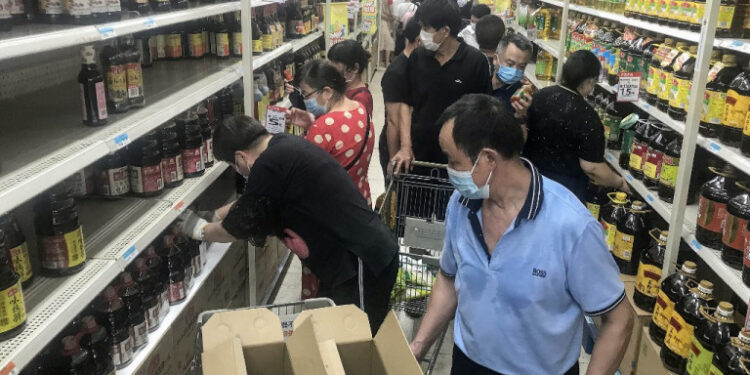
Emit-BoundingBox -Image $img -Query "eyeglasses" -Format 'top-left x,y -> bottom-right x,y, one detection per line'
302,88 -> 322,99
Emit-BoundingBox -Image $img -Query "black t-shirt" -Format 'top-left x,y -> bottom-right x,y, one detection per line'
222,134 -> 398,286
492,81 -> 522,113
382,53 -> 409,104
523,85 -> 605,202
407,43 -> 491,164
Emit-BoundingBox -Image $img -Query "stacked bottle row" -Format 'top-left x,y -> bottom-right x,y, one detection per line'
18,221 -> 206,374
535,50 -> 557,82
568,14 -> 750,156
518,3 -> 562,41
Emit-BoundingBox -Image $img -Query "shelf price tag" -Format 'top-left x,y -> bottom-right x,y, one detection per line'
626,174 -> 634,182
122,245 -> 137,262
174,200 -> 186,213
709,142 -> 722,153
616,72 -> 641,102
265,105 -> 287,134
143,17 -> 156,28
646,194 -> 655,203
691,238 -> 702,251
0,362 -> 16,375
96,26 -> 117,39
110,132 -> 131,151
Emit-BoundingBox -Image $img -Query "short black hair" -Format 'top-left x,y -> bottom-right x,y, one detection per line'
470,4 -> 491,18
416,0 -> 462,37
496,32 -> 532,56
475,15 -> 505,51
403,16 -> 421,43
438,94 -> 523,160
297,59 -> 347,94
213,116 -> 269,163
327,39 -> 371,74
561,50 -> 601,90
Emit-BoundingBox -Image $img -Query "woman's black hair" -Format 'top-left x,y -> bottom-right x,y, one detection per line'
403,16 -> 421,43
416,0 -> 462,37
327,39 -> 371,74
213,115 -> 269,163
475,14 -> 505,51
561,50 -> 601,91
297,59 -> 347,94
470,4 -> 491,19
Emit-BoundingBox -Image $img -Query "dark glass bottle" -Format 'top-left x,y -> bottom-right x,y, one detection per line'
658,135 -> 682,203
129,139 -> 164,197
696,165 -> 737,249
170,0 -> 186,10
661,280 -> 717,373
163,241 -> 186,305
121,36 -> 145,108
629,120 -> 656,180
722,184 -> 750,270
126,0 -> 148,15
143,247 -> 169,320
79,332 -> 115,375
603,100 -> 628,151
643,125 -> 673,189
130,258 -> 160,331
585,183 -> 608,221
708,330 -> 750,375
160,131 -> 184,188
180,113 -> 205,178
721,66 -> 749,147
38,0 -> 63,23
63,0 -> 92,24
0,214 -> 33,288
197,106 -> 214,168
0,229 -> 26,340
59,336 -> 94,375
148,0 -> 168,13
600,191 -> 628,254
118,272 -> 148,350
612,200 -> 650,275
96,150 -> 130,198
650,261 -> 698,346
667,45 -> 697,121
231,11 -> 242,57
260,8 -> 273,52
619,116 -> 639,169
100,41 -> 129,113
701,54 -> 740,139
215,15 -> 230,58
633,229 -> 667,312
78,315 -> 110,359
252,9 -> 263,55
187,21 -> 205,59
93,286 -> 134,369
685,302 -> 740,375
34,185 -> 86,276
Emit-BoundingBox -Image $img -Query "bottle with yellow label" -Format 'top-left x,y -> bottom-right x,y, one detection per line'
613,200 -> 650,275
701,53 -> 738,139
661,280 -> 716,374
34,184 -> 86,277
0,229 -> 26,340
633,229 -> 667,312
650,261 -> 698,346
0,214 -> 32,289
668,45 -> 698,121
690,0 -> 706,31
657,41 -> 687,112
600,192 -> 629,254
585,183 -> 608,220
708,329 -> 750,375
685,302 -> 740,375
717,0 -> 739,37
646,38 -> 674,105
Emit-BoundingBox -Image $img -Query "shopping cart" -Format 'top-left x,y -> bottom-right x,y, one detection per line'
188,298 -> 335,375
377,161 -> 453,375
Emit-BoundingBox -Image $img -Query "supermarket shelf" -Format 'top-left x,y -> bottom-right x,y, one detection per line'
524,63 -> 554,88
597,81 -> 750,182
684,232 -> 750,302
717,38 -> 750,55
291,30 -> 323,52
604,150 -> 672,221
261,248 -> 292,305
118,241 -> 232,375
0,57 -> 241,215
535,38 -> 562,56
251,44 -> 293,71
0,1 -> 241,62
0,162 -> 228,374
539,0 -> 564,7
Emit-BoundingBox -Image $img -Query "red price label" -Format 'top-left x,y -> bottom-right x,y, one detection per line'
617,72 -> 641,102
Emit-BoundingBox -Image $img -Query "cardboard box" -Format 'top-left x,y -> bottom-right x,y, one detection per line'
201,305 -> 422,375
635,327 -> 678,375
620,281 -> 653,375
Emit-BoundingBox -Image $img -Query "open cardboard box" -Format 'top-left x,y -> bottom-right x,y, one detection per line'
200,305 -> 423,375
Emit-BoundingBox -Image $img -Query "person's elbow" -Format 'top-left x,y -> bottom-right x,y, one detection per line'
603,299 -> 635,339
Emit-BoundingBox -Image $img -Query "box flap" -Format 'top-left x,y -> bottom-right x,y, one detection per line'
201,337 -> 248,375
286,315 -> 346,375
294,305 -> 372,343
202,308 -> 284,352
372,311 -> 423,375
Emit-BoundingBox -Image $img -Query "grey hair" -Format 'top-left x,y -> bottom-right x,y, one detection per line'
496,32 -> 533,56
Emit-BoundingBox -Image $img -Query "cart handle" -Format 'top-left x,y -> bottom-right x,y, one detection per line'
390,160 -> 448,176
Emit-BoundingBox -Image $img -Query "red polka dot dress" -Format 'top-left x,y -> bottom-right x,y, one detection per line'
305,103 -> 375,206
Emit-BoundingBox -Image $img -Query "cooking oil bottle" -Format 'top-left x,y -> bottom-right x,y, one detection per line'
708,330 -> 750,375
633,229 -> 667,312
650,261 -> 698,346
668,45 -> 698,121
723,62 -> 750,148
690,0 -> 706,31
701,53 -> 740,139
613,200 -> 650,275
535,50 -> 555,81
685,302 -> 740,375
601,192 -> 629,253
646,38 -> 674,105
657,41 -> 687,112
696,165 -> 738,249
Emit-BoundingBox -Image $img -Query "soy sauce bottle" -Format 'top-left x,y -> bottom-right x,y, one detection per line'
130,258 -> 160,331
79,332 -> 115,375
117,272 -> 148,350
129,139 -> 164,197
160,131 -> 184,188
604,100 -> 628,150
650,261 -> 698,346
722,183 -> 750,270
633,229 -> 667,312
0,230 -> 26,341
163,241 -> 186,305
629,120 -> 656,180
643,125 -> 673,189
601,192 -> 629,254
143,247 -> 169,320
59,336 -> 94,375
100,41 -> 129,113
197,106 -> 214,168
701,54 -> 741,139
78,45 -> 108,127
0,214 -> 33,288
685,302 -> 740,375
661,280 -> 717,373
658,135 -> 682,203
586,183 -> 608,220
34,185 -> 86,276
181,117 -> 205,178
721,66 -> 749,148
708,330 -> 750,375
121,37 -> 145,109
93,286 -> 133,369
696,165 -> 738,249
613,201 -> 650,275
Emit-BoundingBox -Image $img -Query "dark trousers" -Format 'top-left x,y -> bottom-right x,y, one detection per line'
317,255 -> 399,335
451,347 -> 579,375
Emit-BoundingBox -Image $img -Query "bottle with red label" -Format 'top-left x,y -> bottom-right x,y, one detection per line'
696,165 -> 738,249
100,41 -> 129,113
79,332 -> 116,375
723,183 -> 750,270
129,140 -> 164,197
629,120 -> 657,180
93,286 -> 133,369
78,45 -> 107,127
0,213 -> 33,288
661,280 -> 716,374
143,246 -> 169,320
96,151 -> 130,198
161,236 -> 186,305
643,125 -> 673,189
121,37 -> 145,109
633,229 -> 667,312
197,106 -> 214,168
160,129 -> 184,188
59,336 -> 94,375
177,234 -> 201,278
0,229 -> 26,341
78,316 -> 116,375
34,184 -> 86,276
685,302 -> 740,375
166,25 -> 185,60
173,234 -> 194,290
129,258 -> 160,331
117,272 -> 148,350
181,114 -> 206,178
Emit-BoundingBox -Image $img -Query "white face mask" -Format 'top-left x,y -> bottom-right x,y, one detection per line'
420,30 -> 442,52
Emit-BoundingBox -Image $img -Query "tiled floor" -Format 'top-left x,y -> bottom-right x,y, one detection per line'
274,69 -> 591,375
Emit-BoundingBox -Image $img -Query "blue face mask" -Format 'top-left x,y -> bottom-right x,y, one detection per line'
447,157 -> 493,200
496,65 -> 524,85
304,97 -> 327,117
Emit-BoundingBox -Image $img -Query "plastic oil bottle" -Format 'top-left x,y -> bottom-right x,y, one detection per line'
646,38 -> 674,105
668,44 -> 698,121
649,261 -> 698,346
701,53 -> 740,139
643,124 -> 674,189
696,165 -> 738,249
657,41 -> 687,112
708,330 -> 750,375
721,63 -> 749,147
633,229 -> 668,312
619,113 -> 641,169
658,135 -> 682,203
585,183 -> 608,220
612,200 -> 650,275
600,192 -> 629,253
722,182 -> 750,270
685,302 -> 740,375
661,280 -> 717,374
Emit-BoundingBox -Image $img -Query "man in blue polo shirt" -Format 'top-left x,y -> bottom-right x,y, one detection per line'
409,94 -> 633,375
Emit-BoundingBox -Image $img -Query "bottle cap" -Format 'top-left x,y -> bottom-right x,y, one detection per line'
631,200 -> 645,210
664,38 -> 674,45
102,286 -> 119,302
119,272 -> 135,287
80,315 -> 99,333
739,330 -> 750,344
697,280 -> 714,294
658,231 -> 668,242
722,54 -> 737,65
681,261 -> 697,274
80,45 -> 96,64
61,336 -> 81,356
717,302 -> 734,317
615,192 -> 627,201
689,45 -> 698,54
135,258 -> 149,272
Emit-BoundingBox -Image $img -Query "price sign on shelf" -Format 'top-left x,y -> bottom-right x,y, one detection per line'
616,72 -> 641,102
265,105 -> 287,134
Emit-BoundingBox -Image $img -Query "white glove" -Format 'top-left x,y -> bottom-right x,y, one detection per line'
178,210 -> 209,241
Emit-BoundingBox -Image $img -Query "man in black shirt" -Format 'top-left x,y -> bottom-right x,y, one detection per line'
491,33 -> 533,117
180,116 -> 398,334
405,0 -> 491,169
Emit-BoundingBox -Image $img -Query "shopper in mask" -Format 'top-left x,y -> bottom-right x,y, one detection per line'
409,94 -> 633,375
179,116 -> 398,335
457,4 -> 490,49
327,40 -> 374,116
406,0 -> 491,173
524,50 -> 628,202
492,33 -> 533,118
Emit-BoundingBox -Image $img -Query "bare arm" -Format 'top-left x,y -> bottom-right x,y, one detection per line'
385,102 -> 402,161
585,300 -> 634,375
202,221 -> 240,243
410,272 -> 457,361
214,200 -> 236,221
390,103 -> 414,174
580,159 -> 630,193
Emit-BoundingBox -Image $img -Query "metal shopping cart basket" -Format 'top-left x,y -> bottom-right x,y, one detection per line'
376,161 -> 453,375
189,298 -> 335,375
